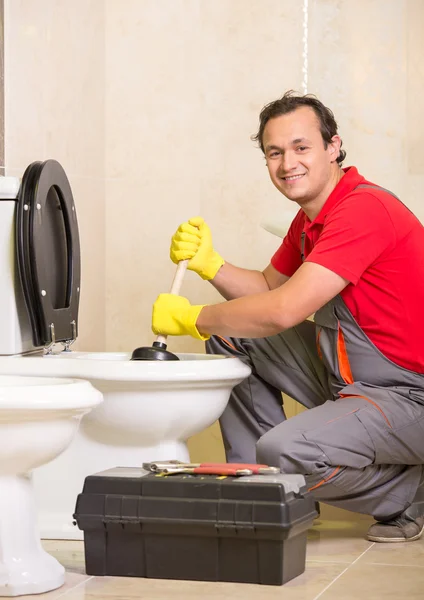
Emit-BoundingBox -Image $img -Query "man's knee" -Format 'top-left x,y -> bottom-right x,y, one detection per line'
256,426 -> 322,475
256,427 -> 303,473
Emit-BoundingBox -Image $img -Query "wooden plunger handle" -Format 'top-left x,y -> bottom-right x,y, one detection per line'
155,259 -> 189,345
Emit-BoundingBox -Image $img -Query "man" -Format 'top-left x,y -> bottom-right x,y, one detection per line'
152,91 -> 424,543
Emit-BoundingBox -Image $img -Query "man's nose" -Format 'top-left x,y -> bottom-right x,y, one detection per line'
279,151 -> 297,173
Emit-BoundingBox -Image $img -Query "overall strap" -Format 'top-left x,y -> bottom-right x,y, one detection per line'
301,231 -> 306,262
355,183 -> 413,214
300,183 -> 410,262
355,183 -> 399,199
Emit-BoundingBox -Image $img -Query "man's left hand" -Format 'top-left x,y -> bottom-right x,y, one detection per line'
152,294 -> 209,340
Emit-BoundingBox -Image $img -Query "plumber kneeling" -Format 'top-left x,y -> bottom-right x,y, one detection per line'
151,90 -> 424,544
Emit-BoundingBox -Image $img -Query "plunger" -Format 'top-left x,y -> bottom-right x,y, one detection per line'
130,260 -> 189,361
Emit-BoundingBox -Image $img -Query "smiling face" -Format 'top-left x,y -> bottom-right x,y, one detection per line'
263,106 -> 342,213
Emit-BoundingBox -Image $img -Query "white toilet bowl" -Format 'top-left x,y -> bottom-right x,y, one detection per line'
0,162 -> 251,542
0,351 -> 251,540
0,374 -> 102,597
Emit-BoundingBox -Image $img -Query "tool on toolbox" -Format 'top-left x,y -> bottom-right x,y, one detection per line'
160,466 -> 253,476
143,460 -> 280,476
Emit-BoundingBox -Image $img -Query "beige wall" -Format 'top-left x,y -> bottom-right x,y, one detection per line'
4,0 -> 424,522
4,0 -> 106,351
104,0 -> 304,353
308,0 -> 424,220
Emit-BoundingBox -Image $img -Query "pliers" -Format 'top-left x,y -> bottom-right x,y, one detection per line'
143,460 -> 280,476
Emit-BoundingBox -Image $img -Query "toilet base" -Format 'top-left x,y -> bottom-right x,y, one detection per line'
0,474 -> 65,596
0,554 -> 64,597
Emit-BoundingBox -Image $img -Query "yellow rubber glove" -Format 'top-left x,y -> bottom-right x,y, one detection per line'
170,216 -> 225,280
152,294 -> 210,341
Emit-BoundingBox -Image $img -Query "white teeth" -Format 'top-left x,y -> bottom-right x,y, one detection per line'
283,174 -> 304,181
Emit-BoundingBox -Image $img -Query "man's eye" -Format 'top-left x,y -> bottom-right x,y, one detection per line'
268,152 -> 279,158
297,146 -> 307,151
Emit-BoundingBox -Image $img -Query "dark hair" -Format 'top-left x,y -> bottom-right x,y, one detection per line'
251,90 -> 346,164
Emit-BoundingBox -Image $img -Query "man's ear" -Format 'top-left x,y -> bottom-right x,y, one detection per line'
329,135 -> 342,162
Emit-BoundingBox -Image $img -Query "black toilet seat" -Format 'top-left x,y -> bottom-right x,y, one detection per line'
16,160 -> 81,347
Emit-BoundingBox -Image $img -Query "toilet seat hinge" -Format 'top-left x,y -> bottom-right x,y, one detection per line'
44,323 -> 56,355
61,320 -> 77,352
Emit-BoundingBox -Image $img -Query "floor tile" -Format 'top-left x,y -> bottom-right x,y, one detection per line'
62,562 -> 347,600
306,520 -> 373,563
42,539 -> 86,575
354,534 -> 424,567
318,563 -> 424,600
36,520 -> 424,600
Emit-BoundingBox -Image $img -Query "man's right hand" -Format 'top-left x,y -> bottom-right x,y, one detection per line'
170,216 -> 225,280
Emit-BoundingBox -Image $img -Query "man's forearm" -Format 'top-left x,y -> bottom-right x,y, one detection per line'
210,262 -> 270,300
195,261 -> 349,340
196,288 -> 288,338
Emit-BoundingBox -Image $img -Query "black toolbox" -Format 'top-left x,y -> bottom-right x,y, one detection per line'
73,467 -> 316,586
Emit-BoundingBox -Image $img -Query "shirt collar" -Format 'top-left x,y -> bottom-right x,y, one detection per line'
304,166 -> 366,229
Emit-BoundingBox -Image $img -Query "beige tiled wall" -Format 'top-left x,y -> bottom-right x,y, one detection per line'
4,0 -> 424,521
104,0 -> 304,353
4,0 -> 106,350
308,0 -> 424,221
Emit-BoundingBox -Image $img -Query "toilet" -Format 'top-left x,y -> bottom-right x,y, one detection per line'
0,374 -> 102,596
0,160 -> 251,540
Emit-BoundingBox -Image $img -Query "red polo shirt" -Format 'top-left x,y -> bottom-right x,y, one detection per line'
271,166 -> 424,372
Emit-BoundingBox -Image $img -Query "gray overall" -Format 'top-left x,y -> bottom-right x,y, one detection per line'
206,185 -> 424,521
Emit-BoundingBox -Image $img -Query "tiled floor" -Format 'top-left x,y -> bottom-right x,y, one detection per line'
20,519 -> 424,599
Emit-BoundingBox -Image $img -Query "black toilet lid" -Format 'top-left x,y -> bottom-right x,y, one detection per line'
16,160 -> 81,347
